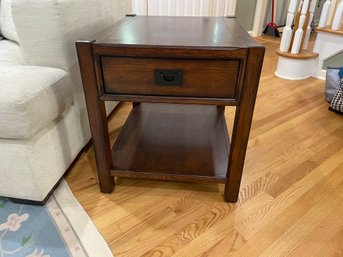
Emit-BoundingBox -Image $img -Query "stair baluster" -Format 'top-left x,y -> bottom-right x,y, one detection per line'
291,0 -> 310,54
331,0 -> 343,30
302,0 -> 317,49
318,0 -> 332,28
279,0 -> 299,52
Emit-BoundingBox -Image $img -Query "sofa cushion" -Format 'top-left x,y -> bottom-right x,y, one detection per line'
0,63 -> 73,139
0,39 -> 23,64
0,0 -> 2,38
0,0 -> 19,42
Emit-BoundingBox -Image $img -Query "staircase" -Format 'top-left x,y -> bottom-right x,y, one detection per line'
275,0 -> 343,80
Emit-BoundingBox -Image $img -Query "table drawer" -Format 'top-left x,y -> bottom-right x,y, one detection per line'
101,57 -> 240,99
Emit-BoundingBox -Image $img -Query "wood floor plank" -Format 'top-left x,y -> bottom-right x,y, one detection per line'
228,161 -> 343,257
314,226 -> 343,257
140,203 -> 237,257
194,230 -> 246,257
241,111 -> 343,189
160,193 -> 274,257
259,176 -> 343,257
288,187 -> 343,256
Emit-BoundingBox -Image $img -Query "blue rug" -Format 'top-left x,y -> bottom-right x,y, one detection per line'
0,180 -> 113,257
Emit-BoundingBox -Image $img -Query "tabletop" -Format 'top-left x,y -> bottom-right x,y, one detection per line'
96,15 -> 262,49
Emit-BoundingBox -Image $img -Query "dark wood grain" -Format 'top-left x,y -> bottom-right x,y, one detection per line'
223,18 -> 262,48
96,17 -> 136,39
224,47 -> 265,202
101,56 -> 240,98
111,103 -> 229,182
75,41 -> 114,193
98,16 -> 259,48
99,94 -> 238,106
93,45 -> 247,59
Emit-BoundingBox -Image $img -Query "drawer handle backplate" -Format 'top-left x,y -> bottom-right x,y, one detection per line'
154,69 -> 183,86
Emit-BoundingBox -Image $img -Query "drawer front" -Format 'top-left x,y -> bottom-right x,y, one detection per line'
101,57 -> 240,99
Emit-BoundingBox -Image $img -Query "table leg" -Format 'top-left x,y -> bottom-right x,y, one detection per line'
224,47 -> 265,202
76,41 -> 115,193
217,105 -> 225,112
224,106 -> 251,202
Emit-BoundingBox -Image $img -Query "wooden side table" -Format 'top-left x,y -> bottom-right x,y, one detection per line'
76,15 -> 264,202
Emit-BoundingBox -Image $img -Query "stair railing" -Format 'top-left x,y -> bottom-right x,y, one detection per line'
278,0 -> 316,55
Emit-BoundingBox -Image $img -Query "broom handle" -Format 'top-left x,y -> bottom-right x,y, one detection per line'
272,0 -> 275,23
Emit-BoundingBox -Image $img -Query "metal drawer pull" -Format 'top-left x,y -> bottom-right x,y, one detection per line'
154,69 -> 183,86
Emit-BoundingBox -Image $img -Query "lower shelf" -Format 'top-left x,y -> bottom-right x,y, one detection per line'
111,103 -> 230,183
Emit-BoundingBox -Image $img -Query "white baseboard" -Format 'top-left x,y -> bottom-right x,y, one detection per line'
275,56 -> 318,80
313,69 -> 326,80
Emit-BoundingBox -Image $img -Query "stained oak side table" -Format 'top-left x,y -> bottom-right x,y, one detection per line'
76,15 -> 265,202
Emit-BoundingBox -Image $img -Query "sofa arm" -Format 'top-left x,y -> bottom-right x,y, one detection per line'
11,0 -> 131,70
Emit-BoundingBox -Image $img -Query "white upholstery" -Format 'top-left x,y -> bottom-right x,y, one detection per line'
0,63 -> 72,138
0,0 -> 18,42
0,40 -> 23,64
11,0 -> 132,144
0,0 -> 131,201
12,0 -> 131,69
0,106 -> 83,201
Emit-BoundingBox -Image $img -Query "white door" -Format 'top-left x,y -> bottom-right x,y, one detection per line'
132,0 -> 237,16
131,0 -> 268,36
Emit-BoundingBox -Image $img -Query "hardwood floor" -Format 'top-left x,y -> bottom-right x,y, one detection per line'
66,36 -> 343,257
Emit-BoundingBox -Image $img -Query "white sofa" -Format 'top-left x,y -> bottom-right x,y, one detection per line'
0,0 -> 131,203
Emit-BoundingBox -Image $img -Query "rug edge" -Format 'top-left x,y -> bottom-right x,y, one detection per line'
53,180 -> 114,257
